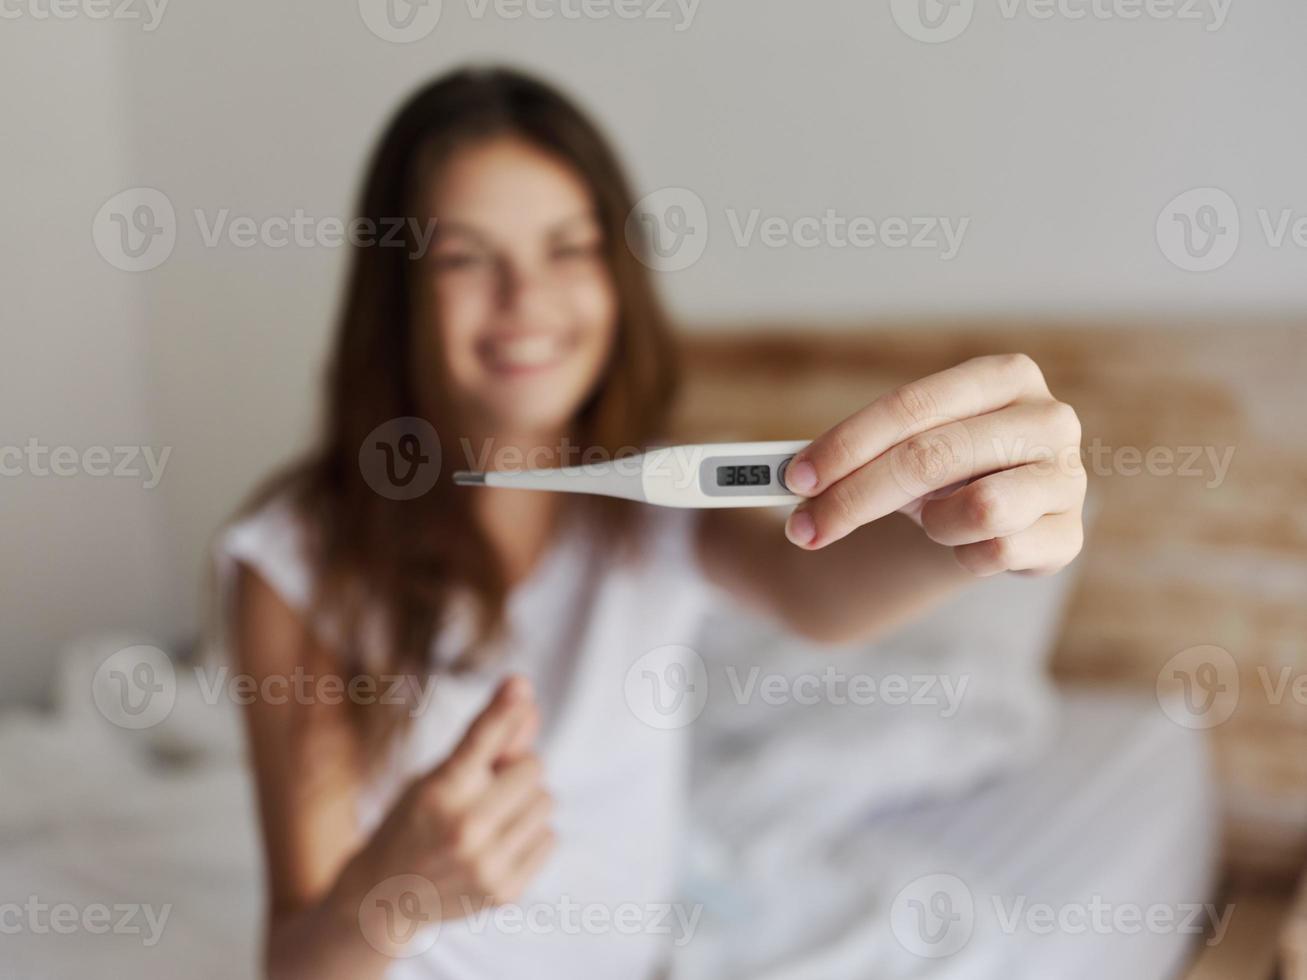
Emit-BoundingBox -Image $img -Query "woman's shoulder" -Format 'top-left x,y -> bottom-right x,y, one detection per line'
216,492 -> 318,613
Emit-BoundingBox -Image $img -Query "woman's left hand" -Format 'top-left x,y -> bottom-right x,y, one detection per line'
782,353 -> 1086,576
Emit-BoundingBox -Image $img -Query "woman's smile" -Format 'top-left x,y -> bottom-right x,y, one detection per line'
479,331 -> 577,377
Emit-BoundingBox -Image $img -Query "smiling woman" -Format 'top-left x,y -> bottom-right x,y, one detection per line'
221,67 -> 695,980
235,66 -> 681,719
8,1 -> 1307,974
218,64 -> 1085,980
420,137 -> 620,408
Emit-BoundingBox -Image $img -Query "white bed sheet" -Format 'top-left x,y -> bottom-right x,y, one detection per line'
673,690 -> 1218,980
0,584 -> 1216,979
0,699 -> 260,979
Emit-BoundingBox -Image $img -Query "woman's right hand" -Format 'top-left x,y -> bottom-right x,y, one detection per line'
335,675 -> 557,956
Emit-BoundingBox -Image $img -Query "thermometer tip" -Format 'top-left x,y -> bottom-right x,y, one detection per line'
452,471 -> 486,486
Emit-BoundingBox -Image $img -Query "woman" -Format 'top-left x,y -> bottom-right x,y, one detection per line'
222,66 -> 1085,979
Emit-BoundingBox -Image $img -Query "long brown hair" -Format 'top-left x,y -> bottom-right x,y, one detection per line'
239,66 -> 679,757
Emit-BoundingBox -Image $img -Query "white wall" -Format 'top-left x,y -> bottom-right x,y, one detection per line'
1,19 -> 168,704
3,0 -> 1305,701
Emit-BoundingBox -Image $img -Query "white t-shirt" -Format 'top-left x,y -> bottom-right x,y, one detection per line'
218,499 -> 716,979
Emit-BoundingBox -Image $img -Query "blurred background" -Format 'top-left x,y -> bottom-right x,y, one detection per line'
3,1 -> 1306,977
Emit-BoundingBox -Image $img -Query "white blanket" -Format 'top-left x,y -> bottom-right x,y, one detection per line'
0,567 -> 1214,979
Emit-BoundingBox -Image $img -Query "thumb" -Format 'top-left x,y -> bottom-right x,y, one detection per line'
445,675 -> 535,777
494,697 -> 541,771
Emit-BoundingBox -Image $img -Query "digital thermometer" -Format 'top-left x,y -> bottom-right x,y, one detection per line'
452,440 -> 808,508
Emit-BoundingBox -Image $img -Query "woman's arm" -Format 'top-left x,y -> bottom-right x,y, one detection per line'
233,567 -> 556,978
698,508 -> 974,643
698,353 -> 1086,644
232,566 -> 392,979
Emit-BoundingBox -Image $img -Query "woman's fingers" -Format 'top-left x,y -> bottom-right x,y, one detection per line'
457,775 -> 555,905
462,786 -> 554,905
787,399 -> 1080,549
783,353 -> 1050,497
495,788 -> 554,864
494,703 -> 541,771
468,753 -> 547,839
952,510 -> 1085,577
368,675 -> 556,919
427,676 -> 536,812
414,746 -> 553,903
442,676 -> 535,778
495,823 -> 557,904
919,460 -> 1086,547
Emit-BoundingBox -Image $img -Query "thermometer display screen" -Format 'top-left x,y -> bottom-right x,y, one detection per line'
716,463 -> 772,487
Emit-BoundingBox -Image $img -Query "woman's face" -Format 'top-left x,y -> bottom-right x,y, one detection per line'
419,136 -> 619,440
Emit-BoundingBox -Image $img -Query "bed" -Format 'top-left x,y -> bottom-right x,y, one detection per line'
673,689 -> 1216,979
0,553 -> 1218,978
